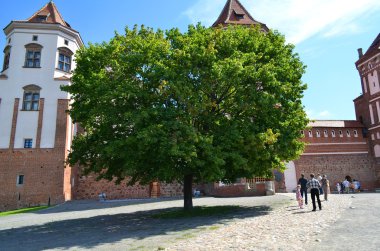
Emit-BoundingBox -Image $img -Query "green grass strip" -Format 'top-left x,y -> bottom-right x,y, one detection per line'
0,206 -> 49,217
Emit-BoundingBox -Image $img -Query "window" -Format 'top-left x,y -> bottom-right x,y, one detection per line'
24,43 -> 43,68
347,130 -> 351,137
308,130 -> 313,137
324,130 -> 328,137
57,47 -> 73,72
32,35 -> 38,41
316,130 -> 320,137
64,40 -> 69,46
300,130 -> 304,136
22,84 -> 41,111
17,175 -> 24,185
37,15 -> 47,22
332,130 -> 336,137
354,130 -> 358,137
339,130 -> 343,137
2,45 -> 11,71
8,38 -> 11,43
24,139 -> 32,148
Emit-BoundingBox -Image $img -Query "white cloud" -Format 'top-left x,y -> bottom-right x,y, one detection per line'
183,0 -> 380,44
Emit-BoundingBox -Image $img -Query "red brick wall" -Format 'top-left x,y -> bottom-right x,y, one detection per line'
0,149 -> 66,211
294,154 -> 377,191
209,183 -> 267,197
74,175 -> 150,200
0,99 -> 70,211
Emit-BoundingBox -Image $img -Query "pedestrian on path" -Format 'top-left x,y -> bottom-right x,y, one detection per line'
321,175 -> 330,201
307,173 -> 322,211
343,179 -> 350,194
296,185 -> 304,209
298,173 -> 308,205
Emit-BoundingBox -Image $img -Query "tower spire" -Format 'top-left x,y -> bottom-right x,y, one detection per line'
212,0 -> 268,31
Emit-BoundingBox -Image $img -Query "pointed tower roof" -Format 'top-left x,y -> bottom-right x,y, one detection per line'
3,1 -> 83,46
212,0 -> 269,31
356,33 -> 380,66
26,1 -> 71,28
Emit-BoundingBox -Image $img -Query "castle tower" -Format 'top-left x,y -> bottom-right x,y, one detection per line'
212,0 -> 269,31
354,33 -> 380,187
0,1 -> 83,210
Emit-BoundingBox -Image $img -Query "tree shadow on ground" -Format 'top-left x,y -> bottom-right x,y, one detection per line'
36,197 -> 185,214
0,205 -> 272,251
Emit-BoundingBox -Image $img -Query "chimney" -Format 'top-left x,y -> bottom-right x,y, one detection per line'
358,48 -> 363,59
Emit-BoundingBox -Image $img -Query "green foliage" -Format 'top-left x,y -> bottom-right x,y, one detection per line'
62,24 -> 308,186
0,206 -> 49,216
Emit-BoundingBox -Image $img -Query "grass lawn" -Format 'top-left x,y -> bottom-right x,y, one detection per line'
0,206 -> 49,217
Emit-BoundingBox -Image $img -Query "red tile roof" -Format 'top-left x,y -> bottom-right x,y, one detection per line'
26,1 -> 70,28
212,0 -> 269,31
308,120 -> 364,128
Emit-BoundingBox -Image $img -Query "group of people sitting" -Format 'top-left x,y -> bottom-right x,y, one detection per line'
336,175 -> 361,194
296,173 -> 330,211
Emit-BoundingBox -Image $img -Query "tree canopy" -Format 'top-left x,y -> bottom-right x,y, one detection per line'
62,24 -> 308,210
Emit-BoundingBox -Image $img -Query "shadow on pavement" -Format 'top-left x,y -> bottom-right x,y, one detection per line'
36,197 -> 184,214
0,205 -> 273,251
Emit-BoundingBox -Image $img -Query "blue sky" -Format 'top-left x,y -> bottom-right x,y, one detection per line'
1,0 -> 380,120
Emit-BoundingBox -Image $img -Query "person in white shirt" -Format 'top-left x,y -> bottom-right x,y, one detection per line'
342,179 -> 350,194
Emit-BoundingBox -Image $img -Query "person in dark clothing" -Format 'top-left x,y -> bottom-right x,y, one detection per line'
307,173 -> 322,211
298,174 -> 308,205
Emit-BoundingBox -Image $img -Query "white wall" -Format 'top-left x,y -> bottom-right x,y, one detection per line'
0,25 -> 80,149
284,161 -> 297,192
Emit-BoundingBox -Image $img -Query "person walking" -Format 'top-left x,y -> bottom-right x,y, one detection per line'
307,173 -> 322,211
298,173 -> 308,205
296,185 -> 304,209
317,173 -> 323,195
343,178 -> 350,194
321,175 -> 330,201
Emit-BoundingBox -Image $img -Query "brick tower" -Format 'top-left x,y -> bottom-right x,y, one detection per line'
354,33 -> 380,188
0,1 -> 83,211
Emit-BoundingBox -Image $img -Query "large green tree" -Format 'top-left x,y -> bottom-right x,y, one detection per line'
62,24 -> 308,210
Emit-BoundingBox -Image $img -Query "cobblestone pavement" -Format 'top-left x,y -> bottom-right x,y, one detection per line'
0,193 -> 361,250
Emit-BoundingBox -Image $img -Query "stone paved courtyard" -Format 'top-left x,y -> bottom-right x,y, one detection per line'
0,193 -> 379,250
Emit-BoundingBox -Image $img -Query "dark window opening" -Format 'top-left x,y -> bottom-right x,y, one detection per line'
17,175 -> 24,185
37,15 -> 47,22
32,35 -> 38,41
24,139 -> 33,148
64,40 -> 69,46
3,52 -> 10,71
236,14 -> 244,20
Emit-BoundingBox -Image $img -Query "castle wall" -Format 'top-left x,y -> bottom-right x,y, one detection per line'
294,154 -> 377,191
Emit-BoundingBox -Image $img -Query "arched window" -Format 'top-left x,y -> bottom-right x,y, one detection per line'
353,130 -> 358,137
24,43 -> 43,68
57,47 -> 73,72
2,45 -> 11,71
22,85 -> 41,111
339,130 -> 343,137
331,130 -> 336,137
316,130 -> 320,137
308,130 -> 313,137
324,130 -> 328,137
346,130 -> 351,137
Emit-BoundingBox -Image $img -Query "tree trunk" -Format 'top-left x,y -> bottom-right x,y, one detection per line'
183,174 -> 193,211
